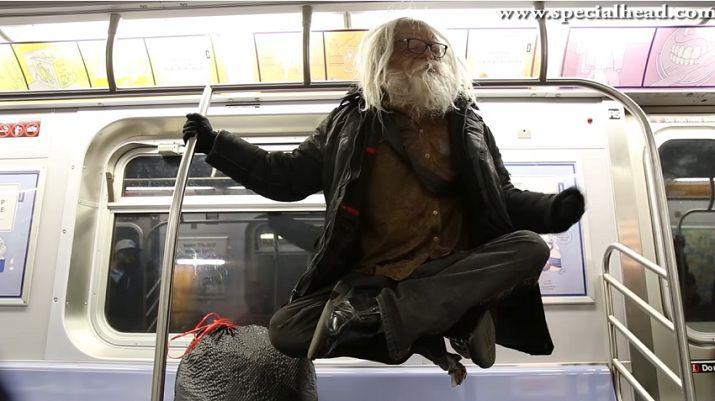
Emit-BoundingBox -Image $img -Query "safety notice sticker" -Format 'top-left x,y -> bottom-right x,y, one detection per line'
0,184 -> 19,231
0,121 -> 41,138
693,361 -> 715,374
0,171 -> 40,300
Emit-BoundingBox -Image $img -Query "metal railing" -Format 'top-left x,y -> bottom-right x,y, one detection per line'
603,243 -> 695,401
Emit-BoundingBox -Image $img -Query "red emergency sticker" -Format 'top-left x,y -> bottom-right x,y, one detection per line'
692,361 -> 715,374
0,121 -> 41,138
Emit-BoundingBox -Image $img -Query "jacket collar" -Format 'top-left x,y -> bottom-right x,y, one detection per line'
341,87 -> 479,116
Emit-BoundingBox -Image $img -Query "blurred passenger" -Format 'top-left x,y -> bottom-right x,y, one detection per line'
106,239 -> 144,332
183,17 -> 585,383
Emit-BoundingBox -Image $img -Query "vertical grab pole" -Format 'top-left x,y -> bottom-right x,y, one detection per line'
150,85 -> 213,401
533,1 -> 548,83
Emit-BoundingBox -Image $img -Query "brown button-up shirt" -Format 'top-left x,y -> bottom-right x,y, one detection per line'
354,113 -> 469,280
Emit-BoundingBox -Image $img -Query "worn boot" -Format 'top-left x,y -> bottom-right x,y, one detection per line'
308,282 -> 383,360
448,309 -> 496,369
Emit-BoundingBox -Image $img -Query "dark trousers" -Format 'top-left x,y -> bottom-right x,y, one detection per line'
268,230 -> 550,363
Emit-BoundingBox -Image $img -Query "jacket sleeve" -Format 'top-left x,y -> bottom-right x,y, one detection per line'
482,122 -> 557,233
204,116 -> 329,202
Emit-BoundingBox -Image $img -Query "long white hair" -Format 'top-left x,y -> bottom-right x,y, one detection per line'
355,17 -> 475,115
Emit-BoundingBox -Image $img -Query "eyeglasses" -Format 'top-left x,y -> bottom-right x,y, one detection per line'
394,38 -> 448,59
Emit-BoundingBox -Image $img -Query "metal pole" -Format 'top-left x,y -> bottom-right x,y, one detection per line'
301,5 -> 313,86
602,245 -> 623,401
150,85 -> 213,401
533,1 -> 548,82
106,13 -> 120,93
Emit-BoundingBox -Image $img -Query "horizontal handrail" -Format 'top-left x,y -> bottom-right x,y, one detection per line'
603,243 -> 668,279
603,274 -> 674,332
612,359 -> 657,401
602,242 -> 694,401
608,315 -> 682,387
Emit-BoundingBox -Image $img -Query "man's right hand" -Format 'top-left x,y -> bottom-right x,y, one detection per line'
182,113 -> 218,154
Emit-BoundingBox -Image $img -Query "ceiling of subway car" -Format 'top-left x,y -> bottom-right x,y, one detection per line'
1,0 -> 714,109
0,1 -> 614,18
0,1 -> 313,18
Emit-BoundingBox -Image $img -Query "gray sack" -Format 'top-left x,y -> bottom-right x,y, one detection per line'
174,325 -> 317,401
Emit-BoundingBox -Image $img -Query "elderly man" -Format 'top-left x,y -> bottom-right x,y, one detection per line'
183,17 -> 584,381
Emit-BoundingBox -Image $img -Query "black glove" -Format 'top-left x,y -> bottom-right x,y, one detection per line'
550,187 -> 585,232
182,113 -> 218,154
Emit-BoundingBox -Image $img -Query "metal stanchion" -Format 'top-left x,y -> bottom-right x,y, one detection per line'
150,85 -> 213,401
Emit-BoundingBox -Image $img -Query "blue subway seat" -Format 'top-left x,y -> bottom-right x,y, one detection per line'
0,363 -> 616,401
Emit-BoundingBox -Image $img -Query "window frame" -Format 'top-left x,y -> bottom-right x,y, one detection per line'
93,137 -> 327,350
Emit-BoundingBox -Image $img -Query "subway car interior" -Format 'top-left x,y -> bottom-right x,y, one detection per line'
0,1 -> 714,400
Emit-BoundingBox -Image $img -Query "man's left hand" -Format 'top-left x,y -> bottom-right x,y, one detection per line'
550,187 -> 585,232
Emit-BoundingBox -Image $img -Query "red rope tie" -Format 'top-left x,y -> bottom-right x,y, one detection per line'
365,146 -> 378,155
170,312 -> 237,358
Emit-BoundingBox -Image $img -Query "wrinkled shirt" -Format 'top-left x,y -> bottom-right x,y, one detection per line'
354,112 -> 469,280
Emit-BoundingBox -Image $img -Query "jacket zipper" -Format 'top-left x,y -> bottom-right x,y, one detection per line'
293,115 -> 363,298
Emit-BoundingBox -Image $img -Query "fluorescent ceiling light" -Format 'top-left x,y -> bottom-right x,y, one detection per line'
1,21 -> 108,42
125,186 -> 215,191
176,258 -> 226,266
672,178 -> 713,183
118,13 -> 303,38
350,8 -> 534,30
126,186 -> 174,191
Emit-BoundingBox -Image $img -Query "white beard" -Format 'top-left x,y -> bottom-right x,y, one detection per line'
383,62 -> 460,119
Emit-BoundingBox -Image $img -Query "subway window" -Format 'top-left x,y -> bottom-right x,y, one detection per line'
105,211 -> 324,333
660,138 -> 715,329
105,140 -> 325,334
121,154 -> 255,197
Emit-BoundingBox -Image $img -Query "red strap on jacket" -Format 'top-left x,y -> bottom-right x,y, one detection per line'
170,312 -> 237,358
340,202 -> 360,217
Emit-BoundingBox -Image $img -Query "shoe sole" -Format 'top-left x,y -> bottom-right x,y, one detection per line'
307,284 -> 353,360
469,310 -> 496,368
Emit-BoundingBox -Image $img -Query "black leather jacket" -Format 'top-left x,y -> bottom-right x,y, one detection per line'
206,91 -> 566,356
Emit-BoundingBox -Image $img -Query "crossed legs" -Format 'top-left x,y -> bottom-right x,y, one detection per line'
269,230 -> 549,364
